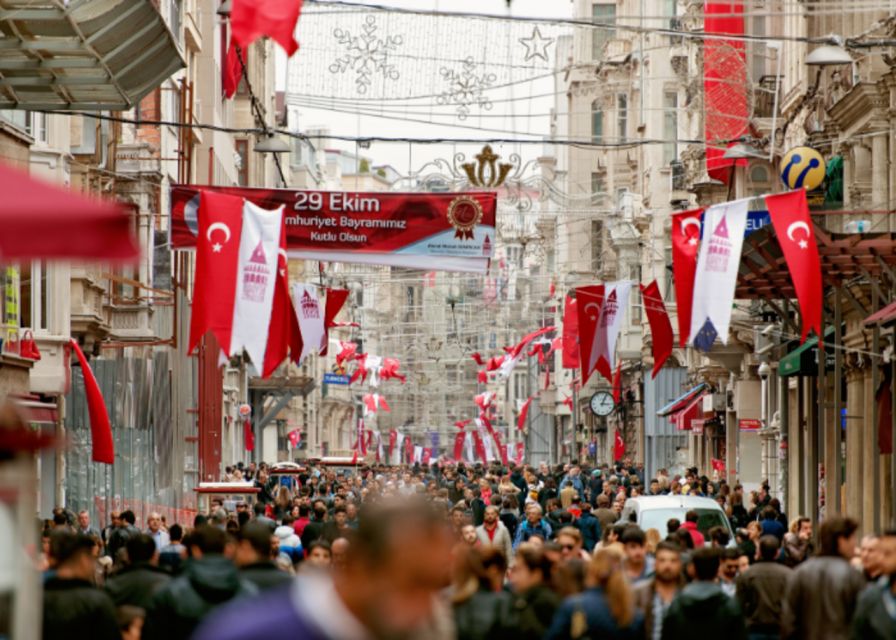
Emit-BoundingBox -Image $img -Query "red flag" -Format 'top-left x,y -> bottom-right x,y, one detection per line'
671,210 -> 702,347
422,448 -> 432,465
358,419 -> 367,455
518,396 -> 532,431
471,352 -> 485,366
287,429 -> 300,448
230,0 -> 303,56
612,363 -> 622,404
405,436 -> 413,464
613,429 -> 625,462
477,369 -> 488,384
262,216 -> 300,378
711,457 -> 726,473
471,430 -> 488,465
335,341 -> 357,366
765,190 -> 822,342
70,340 -> 114,464
380,357 -> 406,383
548,280 -> 556,298
454,419 -> 472,430
575,285 -> 605,385
562,295 -> 579,369
223,41 -> 243,99
453,431 -> 466,461
492,430 -> 508,465
640,280 -> 674,378
388,429 -> 397,458
514,441 -> 524,465
319,288 -> 349,356
188,191 -> 244,355
243,419 -> 255,452
351,450 -> 359,465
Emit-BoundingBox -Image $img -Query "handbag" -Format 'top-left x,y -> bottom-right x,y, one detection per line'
20,329 -> 41,361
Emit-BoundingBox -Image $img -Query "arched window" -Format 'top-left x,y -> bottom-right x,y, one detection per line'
591,100 -> 603,142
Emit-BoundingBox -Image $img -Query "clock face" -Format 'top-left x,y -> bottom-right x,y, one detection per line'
590,392 -> 615,416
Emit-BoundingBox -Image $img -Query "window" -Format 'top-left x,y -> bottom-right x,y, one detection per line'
290,137 -> 304,167
19,262 -> 48,331
513,373 -> 527,401
168,0 -> 182,42
592,4 -> 616,60
591,172 -> 606,205
663,91 -> 679,165
235,139 -> 249,186
591,221 -> 604,273
667,0 -> 682,44
616,94 -> 628,142
0,110 -> 27,131
27,112 -> 47,143
591,99 -> 603,143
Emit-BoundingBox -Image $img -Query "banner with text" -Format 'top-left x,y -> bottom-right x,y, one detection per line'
170,185 -> 496,273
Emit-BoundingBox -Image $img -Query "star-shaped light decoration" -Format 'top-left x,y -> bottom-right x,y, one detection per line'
519,26 -> 554,62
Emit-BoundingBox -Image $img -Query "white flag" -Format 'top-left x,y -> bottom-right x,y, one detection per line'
596,281 -> 632,370
689,198 -> 750,346
393,433 -> 405,466
291,283 -> 325,364
464,431 -> 475,462
230,201 -> 283,368
366,355 -> 383,387
413,445 -> 423,463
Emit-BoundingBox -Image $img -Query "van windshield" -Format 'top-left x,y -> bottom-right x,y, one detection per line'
639,508 -> 729,537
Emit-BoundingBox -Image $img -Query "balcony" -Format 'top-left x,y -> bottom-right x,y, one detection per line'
105,303 -> 156,341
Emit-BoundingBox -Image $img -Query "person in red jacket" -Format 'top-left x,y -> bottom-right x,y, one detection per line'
680,510 -> 706,548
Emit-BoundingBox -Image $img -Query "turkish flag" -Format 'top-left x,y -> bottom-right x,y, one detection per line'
711,457 -> 726,473
70,340 -> 114,464
422,448 -> 432,465
765,190 -> 823,342
491,430 -> 508,465
188,191 -> 244,356
230,0 -> 303,56
575,285 -> 605,386
518,396 -> 532,431
223,41 -> 243,99
319,288 -> 349,356
514,441 -> 525,465
335,341 -> 357,366
640,280 -> 674,378
388,429 -> 397,458
472,430 -> 488,465
287,429 -> 300,448
562,296 -> 579,369
612,363 -> 622,404
471,352 -> 485,366
262,215 -> 301,378
613,429 -> 625,462
671,210 -> 702,347
405,435 -> 413,464
453,431 -> 466,461
243,419 -> 255,452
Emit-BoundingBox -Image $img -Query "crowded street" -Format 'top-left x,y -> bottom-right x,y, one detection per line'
1,0 -> 896,639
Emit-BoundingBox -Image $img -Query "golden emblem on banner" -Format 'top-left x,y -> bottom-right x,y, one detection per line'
447,196 -> 483,240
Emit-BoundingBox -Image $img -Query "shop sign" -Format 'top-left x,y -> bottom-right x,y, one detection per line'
739,418 -> 762,431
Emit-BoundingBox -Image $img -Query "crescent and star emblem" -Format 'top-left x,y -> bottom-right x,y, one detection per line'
786,221 -> 811,250
584,302 -> 601,321
206,222 -> 231,253
681,217 -> 701,246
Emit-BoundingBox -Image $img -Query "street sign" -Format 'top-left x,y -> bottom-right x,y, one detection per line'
323,373 -> 350,385
739,418 -> 761,431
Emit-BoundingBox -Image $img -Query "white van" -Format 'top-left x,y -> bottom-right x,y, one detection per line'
617,495 -> 735,546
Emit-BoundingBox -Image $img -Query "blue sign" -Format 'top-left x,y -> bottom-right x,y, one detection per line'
698,208 -> 770,238
323,373 -> 350,385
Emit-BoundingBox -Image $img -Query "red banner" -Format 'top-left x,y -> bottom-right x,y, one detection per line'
640,280 -> 674,378
453,431 -> 466,461
170,185 -> 496,273
562,295 -> 579,369
575,285 -> 605,386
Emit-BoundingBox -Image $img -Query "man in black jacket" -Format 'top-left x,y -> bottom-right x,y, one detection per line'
736,535 -> 791,638
661,547 -> 747,640
106,510 -> 139,563
142,525 -> 256,640
42,531 -> 119,640
105,533 -> 171,609
236,522 -> 292,591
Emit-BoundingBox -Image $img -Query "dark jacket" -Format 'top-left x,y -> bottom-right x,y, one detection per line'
760,518 -> 786,541
499,510 -> 519,539
239,561 -> 293,591
106,524 -> 139,560
661,581 -> 746,640
471,497 -> 486,527
142,556 -> 257,640
453,588 -> 517,640
104,563 -> 171,609
300,518 -> 325,550
851,578 -> 896,640
576,511 -> 602,551
735,559 -> 791,632
545,586 -> 644,640
512,584 -> 559,640
781,556 -> 867,640
42,577 -> 120,640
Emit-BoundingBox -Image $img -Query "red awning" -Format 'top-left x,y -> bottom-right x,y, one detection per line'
863,300 -> 896,327
671,392 -> 706,431
0,162 -> 138,261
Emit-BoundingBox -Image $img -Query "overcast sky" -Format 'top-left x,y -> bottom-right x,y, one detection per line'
278,0 -> 574,175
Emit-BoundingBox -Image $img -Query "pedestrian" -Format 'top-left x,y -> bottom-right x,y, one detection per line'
736,535 -> 792,640
851,529 -> 896,639
660,547 -> 746,640
192,497 -> 457,640
759,506 -> 786,541
513,503 -> 552,550
545,547 -> 644,639
620,526 -> 655,582
117,605 -> 146,640
855,533 -> 884,582
781,516 -> 866,639
107,510 -> 139,565
680,510 -> 706,548
632,541 -> 684,640
476,505 -> 514,562
782,517 -> 813,567
302,539 -> 332,569
576,503 -> 602,552
104,534 -> 171,609
451,546 -> 517,639
158,523 -> 187,574
76,509 -> 100,539
556,526 -> 591,562
509,544 -> 560,640
142,525 -> 257,640
42,531 -> 120,640
718,547 -> 743,597
145,512 -> 170,551
499,496 -> 520,539
235,522 -> 292,590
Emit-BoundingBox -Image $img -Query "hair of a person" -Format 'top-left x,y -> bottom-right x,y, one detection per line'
709,526 -> 731,547
597,494 -> 611,507
515,544 -> 551,580
52,512 -> 67,526
236,511 -> 251,528
644,528 -> 662,553
675,528 -> 695,550
120,510 -> 136,525
818,516 -> 859,557
667,518 -> 681,533
351,497 -> 445,568
690,547 -> 722,581
758,534 -> 781,561
588,548 -> 635,628
239,521 -> 273,558
685,510 -> 698,523
125,534 -> 156,564
253,502 -> 265,516
307,539 -> 332,555
761,506 -> 777,521
116,605 -> 145,632
654,540 -> 681,558
557,526 -> 583,544
189,525 -> 228,555
193,513 -> 208,528
721,547 -> 742,561
168,523 -> 183,542
620,526 -> 646,546
49,530 -> 95,566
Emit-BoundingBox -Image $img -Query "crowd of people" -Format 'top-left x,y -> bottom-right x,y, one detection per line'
38,459 -> 896,639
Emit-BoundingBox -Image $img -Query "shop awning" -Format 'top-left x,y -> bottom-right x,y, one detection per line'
672,392 -> 705,431
656,382 -> 708,417
779,327 -> 835,377
0,0 -> 184,110
863,300 -> 896,327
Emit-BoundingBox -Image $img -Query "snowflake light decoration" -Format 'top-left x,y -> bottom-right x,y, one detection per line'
329,15 -> 404,95
437,57 -> 497,121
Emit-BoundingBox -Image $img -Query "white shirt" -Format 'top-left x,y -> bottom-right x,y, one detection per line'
291,569 -> 371,640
